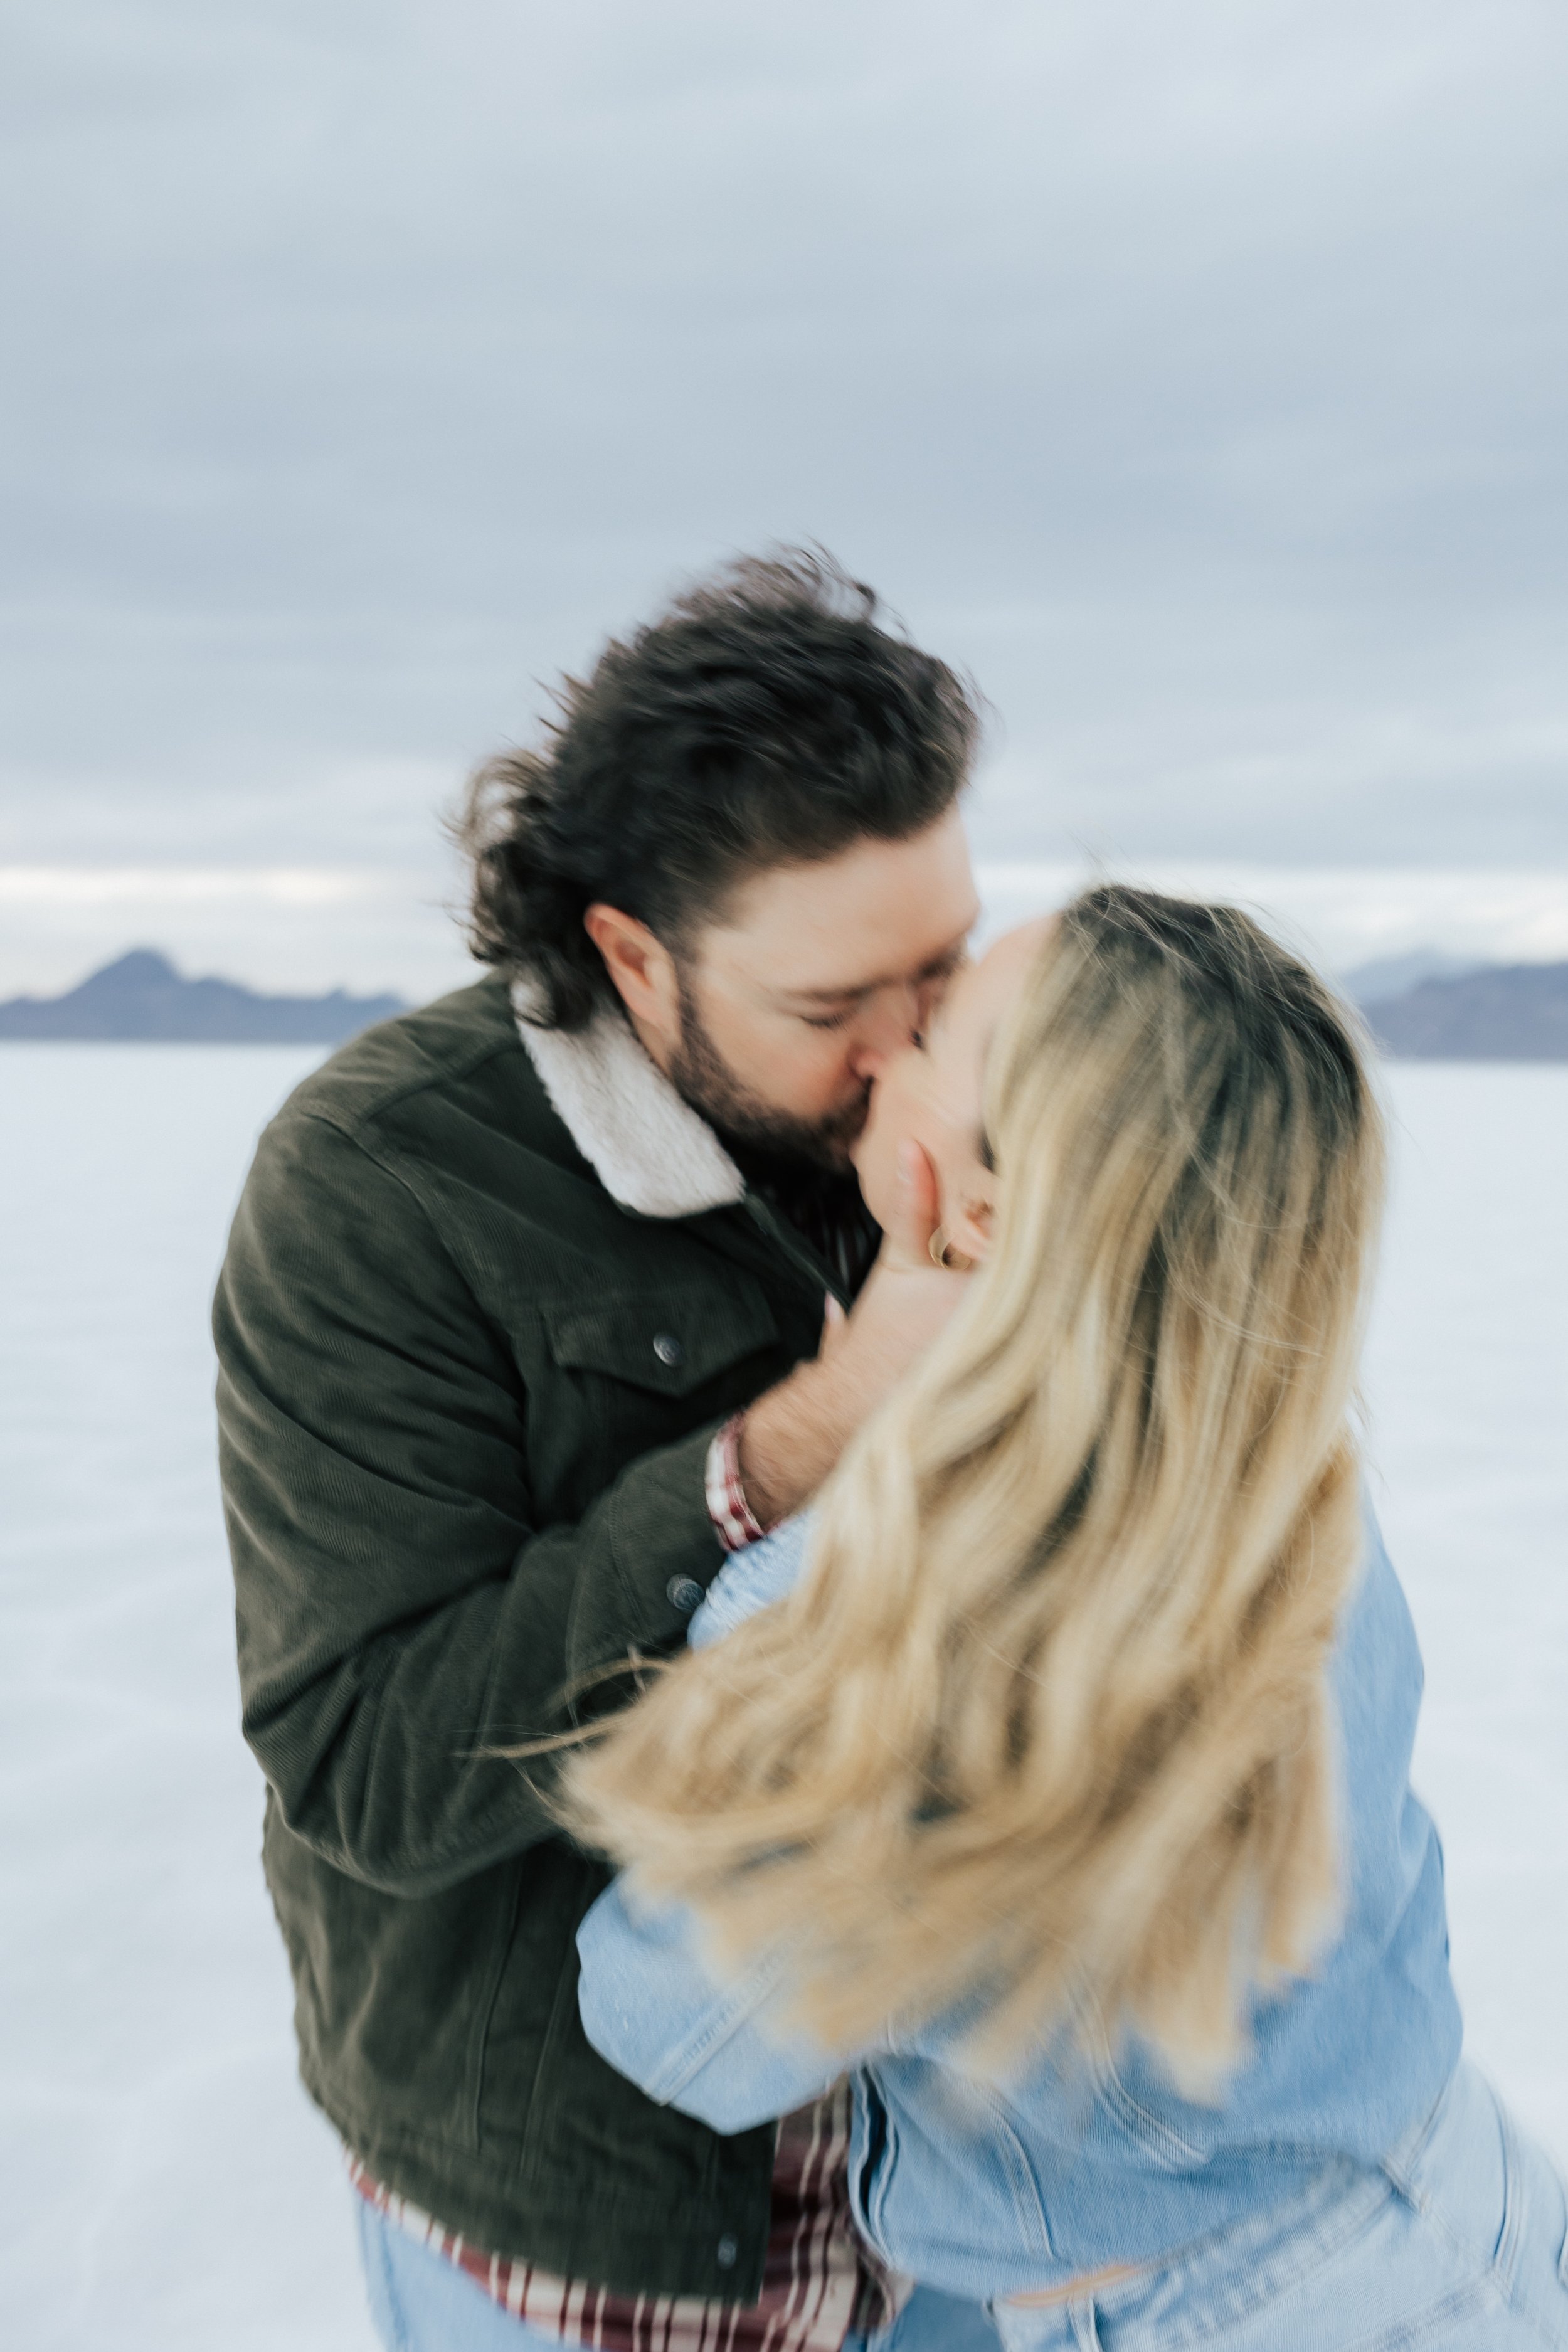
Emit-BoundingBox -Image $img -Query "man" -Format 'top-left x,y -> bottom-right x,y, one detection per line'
215,552 -> 984,2348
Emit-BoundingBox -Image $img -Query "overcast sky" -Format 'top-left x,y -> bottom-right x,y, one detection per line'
3,0 -> 1565,992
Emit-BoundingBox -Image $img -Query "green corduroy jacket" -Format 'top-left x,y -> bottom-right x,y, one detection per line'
214,974 -> 845,2302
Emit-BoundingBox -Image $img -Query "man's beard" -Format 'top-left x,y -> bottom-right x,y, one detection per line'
670,972 -> 872,1175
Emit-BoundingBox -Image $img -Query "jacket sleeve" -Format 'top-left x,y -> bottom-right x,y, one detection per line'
575,1513 -> 844,2132
215,1106 -> 728,1899
576,1882 -> 844,2133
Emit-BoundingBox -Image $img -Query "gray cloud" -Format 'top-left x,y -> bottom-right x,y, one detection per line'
2,0 -> 1565,873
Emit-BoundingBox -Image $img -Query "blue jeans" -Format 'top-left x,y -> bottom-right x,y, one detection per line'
988,2063 -> 1568,2351
354,2196 -> 999,2351
356,2197 -> 566,2350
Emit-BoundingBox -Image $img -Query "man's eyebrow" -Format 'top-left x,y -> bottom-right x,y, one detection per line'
775,940 -> 970,1008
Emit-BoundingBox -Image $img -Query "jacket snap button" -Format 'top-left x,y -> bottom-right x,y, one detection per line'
666,1577 -> 705,1615
652,1332 -> 684,1367
716,2235 -> 738,2268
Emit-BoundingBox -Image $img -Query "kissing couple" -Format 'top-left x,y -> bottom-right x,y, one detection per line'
218,552 -> 1568,2350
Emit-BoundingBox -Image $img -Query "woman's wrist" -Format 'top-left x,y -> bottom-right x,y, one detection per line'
736,1357 -> 857,1528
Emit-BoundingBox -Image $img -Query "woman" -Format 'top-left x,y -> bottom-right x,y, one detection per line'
564,886 -> 1568,2348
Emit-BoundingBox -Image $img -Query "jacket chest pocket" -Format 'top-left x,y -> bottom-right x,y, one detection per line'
535,1282 -> 781,1496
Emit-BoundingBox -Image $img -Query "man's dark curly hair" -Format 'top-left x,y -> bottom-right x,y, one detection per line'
456,548 -> 982,1030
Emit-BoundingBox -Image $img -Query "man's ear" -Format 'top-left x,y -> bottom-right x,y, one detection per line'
582,904 -> 683,1061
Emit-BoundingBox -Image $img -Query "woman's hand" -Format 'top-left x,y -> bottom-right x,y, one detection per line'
815,1138 -> 968,1404
738,1140 -> 972,1525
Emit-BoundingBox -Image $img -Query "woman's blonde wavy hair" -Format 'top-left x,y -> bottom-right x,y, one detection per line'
563,885 -> 1385,2092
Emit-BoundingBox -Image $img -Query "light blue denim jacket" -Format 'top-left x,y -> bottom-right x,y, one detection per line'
576,1511 -> 1463,2300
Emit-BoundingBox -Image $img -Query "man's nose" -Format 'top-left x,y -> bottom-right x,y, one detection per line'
846,987 -> 922,1078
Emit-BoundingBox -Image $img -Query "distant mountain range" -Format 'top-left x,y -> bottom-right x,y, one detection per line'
1348,961 -> 1568,1062
0,950 -> 406,1043
1340,950 -> 1488,1005
2,945 -> 1565,1059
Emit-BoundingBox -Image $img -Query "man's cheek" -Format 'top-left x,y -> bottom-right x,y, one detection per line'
762,1030 -> 849,1103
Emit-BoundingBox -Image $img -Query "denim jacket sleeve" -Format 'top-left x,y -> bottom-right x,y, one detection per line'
576,1882 -> 842,2132
576,1518 -> 845,2133
686,1515 -> 812,1651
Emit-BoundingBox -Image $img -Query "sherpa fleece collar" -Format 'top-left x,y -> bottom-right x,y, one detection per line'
512,981 -> 746,1220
